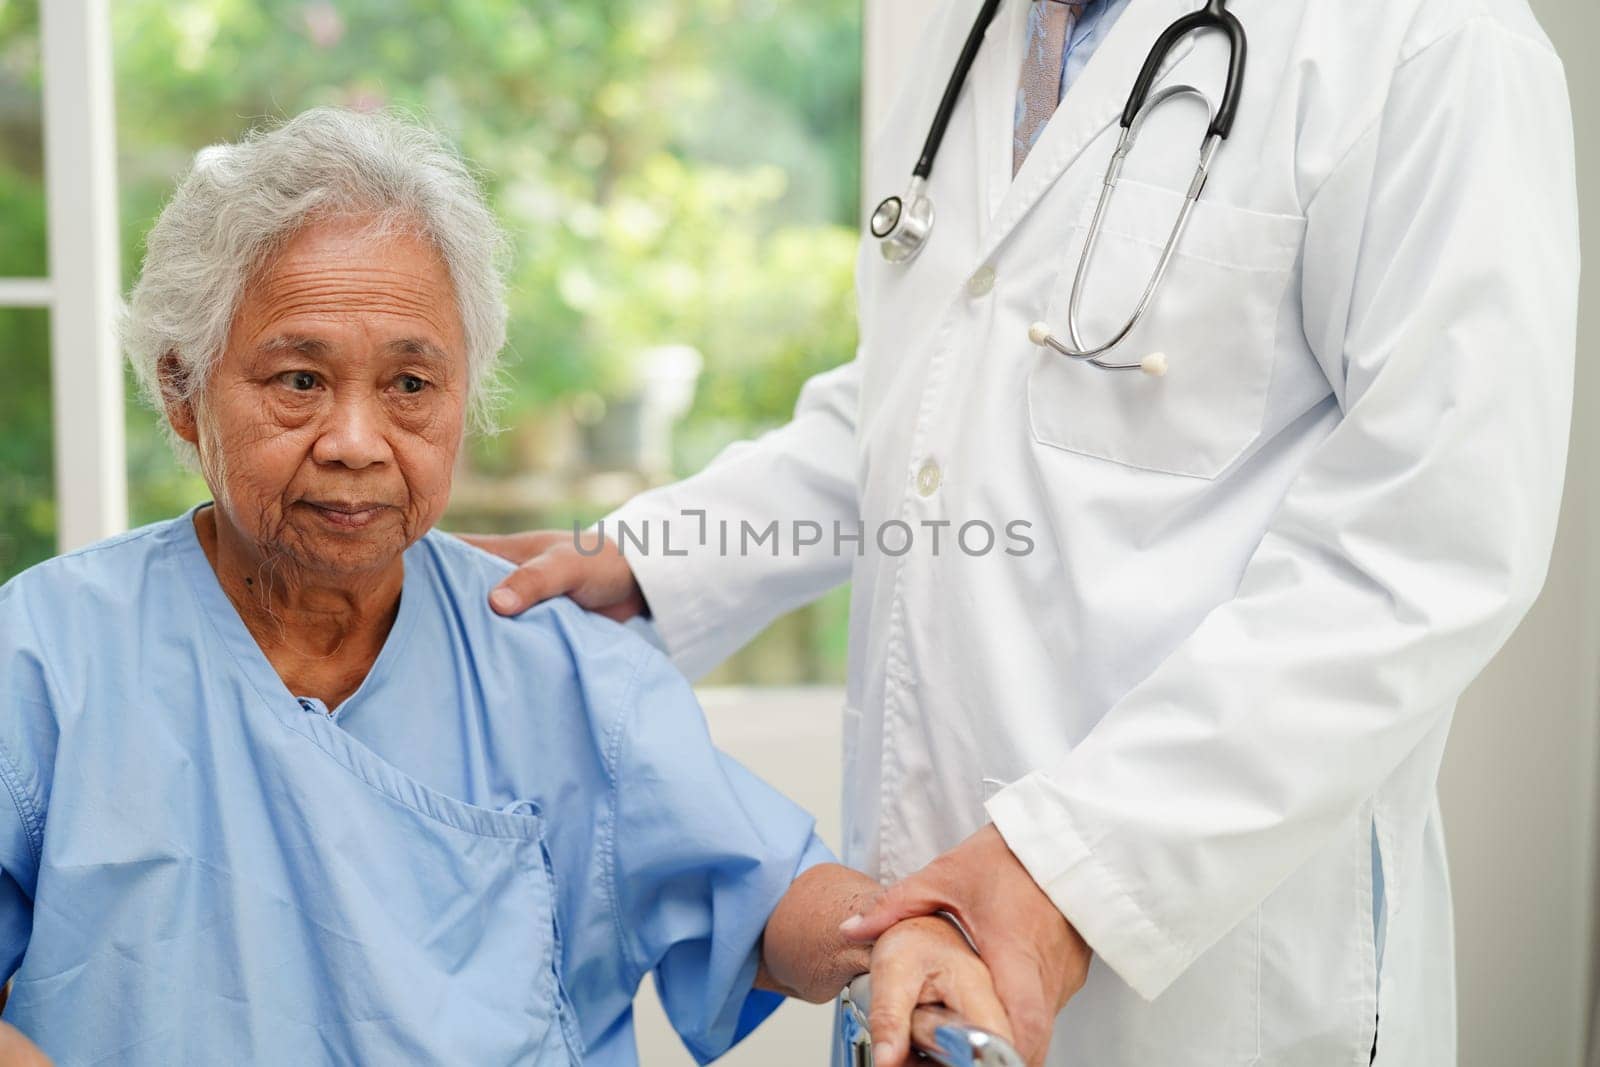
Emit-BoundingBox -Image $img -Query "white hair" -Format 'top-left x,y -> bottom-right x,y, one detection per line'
124,107 -> 509,467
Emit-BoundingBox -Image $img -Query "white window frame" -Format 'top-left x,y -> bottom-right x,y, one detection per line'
0,0 -> 126,553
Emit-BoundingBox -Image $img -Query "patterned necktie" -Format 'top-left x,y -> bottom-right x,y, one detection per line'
1014,0 -> 1083,174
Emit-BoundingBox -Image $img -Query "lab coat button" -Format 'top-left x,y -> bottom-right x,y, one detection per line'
966,265 -> 996,297
916,460 -> 942,497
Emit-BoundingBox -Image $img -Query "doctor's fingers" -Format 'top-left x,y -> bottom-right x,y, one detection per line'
463,531 -> 646,619
838,874 -> 954,943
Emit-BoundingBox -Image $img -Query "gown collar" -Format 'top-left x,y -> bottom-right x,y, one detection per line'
172,503 -> 425,721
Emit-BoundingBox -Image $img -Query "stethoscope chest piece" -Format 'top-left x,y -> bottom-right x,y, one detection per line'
869,0 -> 1004,264
872,177 -> 935,263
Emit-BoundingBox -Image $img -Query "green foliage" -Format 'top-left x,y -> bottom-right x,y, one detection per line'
3,0 -> 860,681
0,0 -> 50,578
109,0 -> 861,482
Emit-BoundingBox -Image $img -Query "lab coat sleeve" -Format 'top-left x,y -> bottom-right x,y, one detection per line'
609,643 -> 834,1063
986,20 -> 1578,1000
604,355 -> 862,679
0,581 -> 54,980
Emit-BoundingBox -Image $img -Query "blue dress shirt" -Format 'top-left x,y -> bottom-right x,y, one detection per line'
1058,0 -> 1133,101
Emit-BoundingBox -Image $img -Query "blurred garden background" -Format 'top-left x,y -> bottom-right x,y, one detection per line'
0,0 -> 859,684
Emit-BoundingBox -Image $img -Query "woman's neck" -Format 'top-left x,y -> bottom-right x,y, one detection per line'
193,505 -> 403,709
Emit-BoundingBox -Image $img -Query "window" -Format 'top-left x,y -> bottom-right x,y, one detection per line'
0,306 -> 50,577
0,0 -> 127,577
0,1 -> 49,578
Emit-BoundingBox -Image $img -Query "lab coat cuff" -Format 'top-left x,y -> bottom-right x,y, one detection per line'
603,491 -> 719,678
986,774 -> 1190,1002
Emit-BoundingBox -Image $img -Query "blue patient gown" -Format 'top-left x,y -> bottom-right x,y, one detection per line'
0,510 -> 830,1064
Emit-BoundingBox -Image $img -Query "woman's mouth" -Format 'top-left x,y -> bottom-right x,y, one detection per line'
301,501 -> 393,530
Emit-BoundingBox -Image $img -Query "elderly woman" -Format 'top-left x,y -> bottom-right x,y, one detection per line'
0,109 -> 1005,1065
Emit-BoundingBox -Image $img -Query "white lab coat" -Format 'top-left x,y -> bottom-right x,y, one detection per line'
613,0 -> 1579,1062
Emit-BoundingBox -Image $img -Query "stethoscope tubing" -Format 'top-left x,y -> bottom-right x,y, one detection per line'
1123,0 -> 1246,139
915,0 -> 1006,180
872,0 -> 1248,377
1043,90 -> 1221,371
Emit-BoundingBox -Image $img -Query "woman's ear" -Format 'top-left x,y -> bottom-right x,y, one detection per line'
157,352 -> 200,445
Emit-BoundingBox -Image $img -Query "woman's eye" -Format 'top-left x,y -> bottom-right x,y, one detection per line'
283,371 -> 317,391
396,374 -> 428,395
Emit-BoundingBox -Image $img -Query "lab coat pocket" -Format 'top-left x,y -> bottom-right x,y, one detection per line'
1028,179 -> 1306,479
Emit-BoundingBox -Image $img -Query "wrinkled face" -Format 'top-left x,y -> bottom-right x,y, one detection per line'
172,217 -> 468,579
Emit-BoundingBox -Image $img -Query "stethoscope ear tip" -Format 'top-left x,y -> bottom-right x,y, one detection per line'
1028,321 -> 1054,347
1141,352 -> 1169,377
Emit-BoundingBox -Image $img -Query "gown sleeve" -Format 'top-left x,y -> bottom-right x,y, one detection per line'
607,643 -> 833,1063
0,580 -> 57,981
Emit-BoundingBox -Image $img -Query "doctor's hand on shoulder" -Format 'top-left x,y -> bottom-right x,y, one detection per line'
842,824 -> 1091,1066
461,529 -> 646,621
0,1023 -> 51,1067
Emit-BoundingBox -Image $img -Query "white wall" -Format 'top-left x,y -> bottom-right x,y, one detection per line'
1438,4 -> 1600,1066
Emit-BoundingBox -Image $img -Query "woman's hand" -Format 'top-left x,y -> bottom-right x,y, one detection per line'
457,529 -> 648,620
864,915 -> 1012,1067
841,824 -> 1089,1065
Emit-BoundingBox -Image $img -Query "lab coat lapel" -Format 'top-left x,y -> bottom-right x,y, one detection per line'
972,0 -> 1031,224
977,0 -> 1196,260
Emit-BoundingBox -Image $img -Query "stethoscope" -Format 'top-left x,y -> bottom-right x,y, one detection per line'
869,0 -> 1248,377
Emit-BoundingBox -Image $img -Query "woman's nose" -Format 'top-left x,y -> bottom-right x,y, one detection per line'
311,395 -> 394,469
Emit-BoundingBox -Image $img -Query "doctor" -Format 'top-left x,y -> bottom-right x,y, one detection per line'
468,0 -> 1580,1063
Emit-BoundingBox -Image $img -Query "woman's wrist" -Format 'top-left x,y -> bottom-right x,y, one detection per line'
756,863 -> 878,1003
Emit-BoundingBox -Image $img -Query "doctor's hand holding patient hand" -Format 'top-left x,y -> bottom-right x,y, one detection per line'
862,916 -> 1016,1067
463,528 -> 646,620
757,864 -> 1013,1067
841,824 -> 1091,1066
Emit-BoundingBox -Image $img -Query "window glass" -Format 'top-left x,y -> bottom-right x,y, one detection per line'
0,0 -> 45,278
0,0 -> 50,583
113,0 -> 859,683
0,307 -> 52,580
